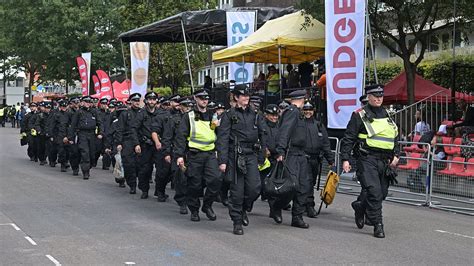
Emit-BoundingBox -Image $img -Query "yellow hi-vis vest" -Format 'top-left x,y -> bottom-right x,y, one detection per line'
357,109 -> 398,150
0,108 -> 4,116
187,111 -> 216,151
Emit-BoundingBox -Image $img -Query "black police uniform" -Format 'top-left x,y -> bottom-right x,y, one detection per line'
174,103 -> 221,221
340,85 -> 399,238
69,102 -> 103,178
24,108 -> 39,161
274,90 -> 311,228
216,89 -> 267,231
94,105 -> 108,168
260,105 -> 280,201
115,102 -> 141,192
45,106 -> 59,166
65,105 -> 81,175
107,105 -> 128,186
303,110 -> 334,214
100,108 -> 113,170
34,106 -> 51,165
132,105 -> 166,197
48,104 -> 70,171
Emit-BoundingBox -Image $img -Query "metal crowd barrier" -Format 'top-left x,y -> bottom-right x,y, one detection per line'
428,143 -> 474,216
313,137 -> 340,189
326,138 -> 473,216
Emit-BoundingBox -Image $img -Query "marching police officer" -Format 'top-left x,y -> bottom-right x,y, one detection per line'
48,99 -> 70,172
132,91 -> 166,199
340,85 -> 400,238
274,90 -> 312,229
260,104 -> 280,202
107,101 -> 128,187
174,89 -> 221,222
94,98 -> 109,168
68,96 -> 103,179
22,102 -> 39,161
115,93 -> 141,193
35,102 -> 52,166
302,102 -> 334,218
216,84 -> 267,235
65,97 -> 81,176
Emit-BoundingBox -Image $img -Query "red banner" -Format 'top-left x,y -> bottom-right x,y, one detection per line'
96,70 -> 113,100
112,79 -> 131,102
76,56 -> 89,96
92,75 -> 101,94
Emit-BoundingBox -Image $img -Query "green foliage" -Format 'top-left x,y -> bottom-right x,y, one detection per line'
152,87 -> 172,96
373,62 -> 403,85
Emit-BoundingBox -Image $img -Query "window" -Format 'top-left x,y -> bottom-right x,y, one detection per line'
441,33 -> 451,50
429,35 -> 439,52
225,65 -> 229,81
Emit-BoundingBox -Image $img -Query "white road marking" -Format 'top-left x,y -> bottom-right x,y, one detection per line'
10,223 -> 21,231
46,255 -> 61,266
24,236 -> 37,246
125,262 -> 136,265
435,230 -> 474,240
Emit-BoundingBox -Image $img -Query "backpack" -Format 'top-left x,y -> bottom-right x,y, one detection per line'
317,170 -> 340,215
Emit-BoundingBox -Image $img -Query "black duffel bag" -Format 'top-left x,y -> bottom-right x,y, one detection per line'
263,160 -> 297,197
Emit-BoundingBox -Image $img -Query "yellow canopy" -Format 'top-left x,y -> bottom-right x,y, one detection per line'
212,11 -> 325,64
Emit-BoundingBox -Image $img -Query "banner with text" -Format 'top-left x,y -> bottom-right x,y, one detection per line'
76,56 -> 88,96
81,52 -> 92,94
96,70 -> 113,100
130,42 -> 149,96
92,75 -> 100,94
325,0 -> 365,129
226,11 -> 255,84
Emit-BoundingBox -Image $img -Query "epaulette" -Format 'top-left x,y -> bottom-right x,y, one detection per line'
355,107 -> 363,113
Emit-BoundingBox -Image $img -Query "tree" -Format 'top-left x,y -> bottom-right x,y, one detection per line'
299,0 -> 474,104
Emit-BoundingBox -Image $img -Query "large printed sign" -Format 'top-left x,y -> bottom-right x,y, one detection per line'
76,56 -> 88,96
130,42 -> 149,96
96,70 -> 114,100
325,0 -> 366,129
81,52 -> 92,94
92,75 -> 100,94
226,11 -> 255,84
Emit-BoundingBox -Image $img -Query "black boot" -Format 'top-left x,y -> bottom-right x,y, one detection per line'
291,216 -> 309,229
72,169 -> 79,176
242,211 -> 249,226
83,170 -> 90,180
306,205 -> 318,218
129,187 -> 136,194
140,191 -> 148,199
40,160 -> 47,166
60,164 -> 67,172
190,211 -> 200,222
233,224 -> 244,235
49,161 -> 56,167
374,223 -> 385,238
179,204 -> 188,215
156,192 -> 168,202
222,198 -> 229,207
202,205 -> 217,221
283,203 -> 292,211
351,201 -> 365,229
269,208 -> 282,224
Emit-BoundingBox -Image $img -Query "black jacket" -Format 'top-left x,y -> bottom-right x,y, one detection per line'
68,107 -> 103,139
114,107 -> 140,146
276,105 -> 307,156
303,117 -> 334,164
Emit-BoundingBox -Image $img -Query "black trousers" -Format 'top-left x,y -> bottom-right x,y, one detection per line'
37,135 -> 47,162
154,150 -> 171,195
137,144 -> 159,193
57,141 -> 69,165
272,153 -> 311,217
356,155 -> 389,224
27,135 -> 38,160
67,143 -> 80,171
185,151 -> 221,212
47,138 -> 58,164
306,156 -> 320,207
173,154 -> 187,206
122,140 -> 139,188
77,131 -> 96,173
228,153 -> 260,224
93,138 -> 103,167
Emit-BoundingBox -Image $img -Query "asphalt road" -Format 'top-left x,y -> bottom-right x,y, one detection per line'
0,127 -> 472,265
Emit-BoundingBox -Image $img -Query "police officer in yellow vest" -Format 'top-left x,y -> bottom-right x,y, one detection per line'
174,89 -> 221,222
340,84 -> 400,238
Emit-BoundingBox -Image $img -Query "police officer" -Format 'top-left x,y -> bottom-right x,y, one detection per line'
65,97 -> 81,176
35,102 -> 52,166
94,98 -> 109,168
340,85 -> 400,238
216,84 -> 267,235
22,102 -> 38,161
107,101 -> 127,187
48,99 -> 70,172
115,93 -> 142,193
132,91 -> 165,199
68,96 -> 103,179
274,90 -> 311,229
260,104 -> 279,202
175,89 -> 221,222
302,102 -> 334,218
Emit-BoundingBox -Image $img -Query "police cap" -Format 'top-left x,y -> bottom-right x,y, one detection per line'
233,84 -> 250,96
194,89 -> 209,99
99,98 -> 109,105
108,102 -> 116,108
278,100 -> 290,109
69,97 -> 80,104
265,104 -> 279,115
169,94 -> 181,102
365,84 -> 384,97
58,99 -> 68,107
289,89 -> 306,100
128,93 -> 142,102
359,94 -> 368,104
215,102 -> 225,110
145,91 -> 158,100
30,102 -> 37,107
43,101 -> 52,109
303,102 -> 314,110
207,101 -> 216,109
178,97 -> 193,107
81,96 -> 93,103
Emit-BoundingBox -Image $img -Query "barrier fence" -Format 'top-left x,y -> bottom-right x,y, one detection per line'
315,139 -> 473,216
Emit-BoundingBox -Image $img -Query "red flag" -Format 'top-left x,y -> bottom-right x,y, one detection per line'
113,79 -> 131,102
92,75 -> 101,94
76,56 -> 88,96
96,70 -> 113,100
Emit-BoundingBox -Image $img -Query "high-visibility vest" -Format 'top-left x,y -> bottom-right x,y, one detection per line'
0,108 -> 4,116
187,111 -> 216,151
357,109 -> 398,150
